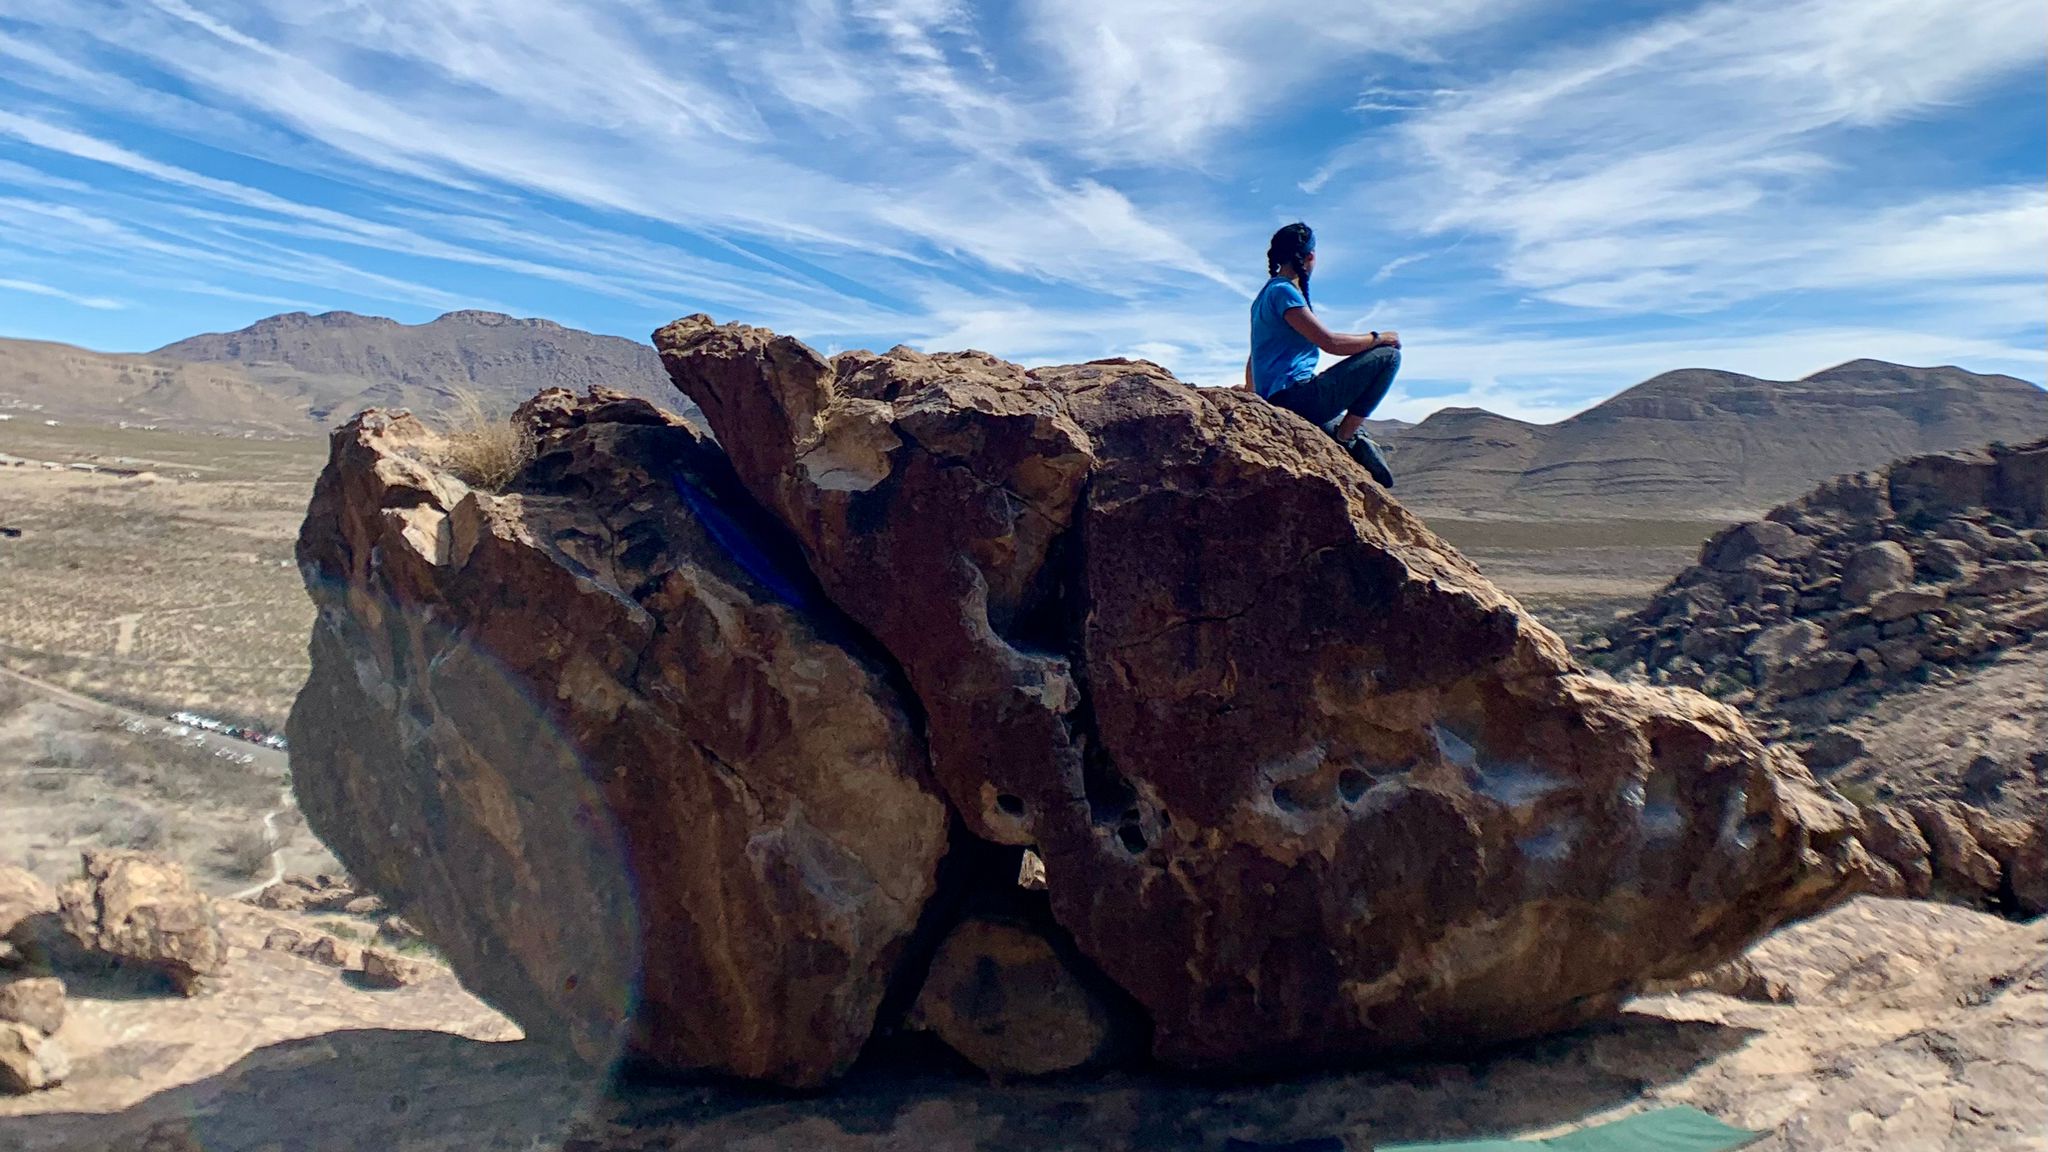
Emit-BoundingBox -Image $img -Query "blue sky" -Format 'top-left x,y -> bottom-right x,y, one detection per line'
0,0 -> 2042,422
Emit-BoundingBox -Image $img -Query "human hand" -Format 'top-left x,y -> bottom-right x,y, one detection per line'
1376,330 -> 1400,349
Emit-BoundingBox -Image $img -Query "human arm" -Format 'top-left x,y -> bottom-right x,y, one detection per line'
1283,307 -> 1397,356
1239,357 -> 1255,392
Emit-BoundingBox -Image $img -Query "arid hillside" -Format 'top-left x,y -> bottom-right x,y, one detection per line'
1384,359 -> 2048,520
0,310 -> 700,437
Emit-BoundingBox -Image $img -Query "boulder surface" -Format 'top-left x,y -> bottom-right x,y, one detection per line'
288,389 -> 948,1087
653,317 -> 1875,1071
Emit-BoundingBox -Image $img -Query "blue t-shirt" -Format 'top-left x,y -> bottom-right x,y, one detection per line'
1248,277 -> 1319,398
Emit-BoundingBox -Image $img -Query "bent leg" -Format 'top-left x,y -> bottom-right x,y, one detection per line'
1317,345 -> 1401,420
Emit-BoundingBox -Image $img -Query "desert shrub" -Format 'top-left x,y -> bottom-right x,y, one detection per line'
72,804 -> 167,851
108,808 -> 168,851
436,390 -> 533,491
1833,779 -> 1879,809
214,825 -> 277,878
315,919 -> 365,943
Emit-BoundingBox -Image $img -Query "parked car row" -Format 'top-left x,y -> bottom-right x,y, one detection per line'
166,710 -> 288,750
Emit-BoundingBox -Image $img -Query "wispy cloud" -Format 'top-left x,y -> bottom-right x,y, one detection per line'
0,0 -> 2036,409
0,276 -> 124,310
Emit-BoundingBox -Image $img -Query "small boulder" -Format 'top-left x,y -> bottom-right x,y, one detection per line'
1867,585 -> 1946,623
1858,804 -> 1933,899
0,976 -> 64,1036
1918,538 -> 1977,581
376,915 -> 424,946
341,895 -> 387,918
0,866 -> 58,967
304,935 -> 363,970
1705,521 -> 1814,571
909,918 -> 1117,1078
1909,802 -> 2003,904
1839,541 -> 1913,606
1771,650 -> 1860,698
58,851 -> 225,995
1800,729 -> 1866,772
0,1021 -> 69,1094
1748,619 -> 1826,675
361,948 -> 437,989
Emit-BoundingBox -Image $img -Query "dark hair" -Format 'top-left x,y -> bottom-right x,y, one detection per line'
1266,222 -> 1314,308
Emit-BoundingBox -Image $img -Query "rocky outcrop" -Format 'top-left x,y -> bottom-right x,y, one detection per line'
1594,440 -> 2048,916
287,389 -> 949,1087
654,316 -> 1872,1072
58,851 -> 224,995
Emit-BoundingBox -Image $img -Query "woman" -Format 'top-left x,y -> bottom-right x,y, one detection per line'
1242,221 -> 1399,487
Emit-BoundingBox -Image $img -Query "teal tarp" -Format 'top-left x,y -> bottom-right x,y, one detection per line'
1379,1107 -> 1762,1152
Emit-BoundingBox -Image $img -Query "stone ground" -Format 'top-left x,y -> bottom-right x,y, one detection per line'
0,896 -> 2038,1151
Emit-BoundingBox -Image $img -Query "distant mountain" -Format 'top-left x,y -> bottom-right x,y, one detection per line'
0,310 -> 699,437
1382,360 -> 2048,521
153,309 -> 699,426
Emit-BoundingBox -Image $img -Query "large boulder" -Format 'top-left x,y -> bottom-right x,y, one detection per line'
656,317 -> 1874,1071
58,851 -> 224,995
288,390 -> 949,1087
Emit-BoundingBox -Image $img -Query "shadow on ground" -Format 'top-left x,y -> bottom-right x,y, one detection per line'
0,1011 -> 1759,1152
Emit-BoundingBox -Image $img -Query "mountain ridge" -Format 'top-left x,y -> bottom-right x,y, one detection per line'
7,308 -> 2044,522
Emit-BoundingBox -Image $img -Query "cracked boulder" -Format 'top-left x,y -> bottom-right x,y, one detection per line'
287,389 -> 949,1087
58,851 -> 224,995
659,317 -> 1877,1072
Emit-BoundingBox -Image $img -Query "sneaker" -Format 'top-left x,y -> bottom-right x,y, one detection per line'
1344,432 -> 1395,488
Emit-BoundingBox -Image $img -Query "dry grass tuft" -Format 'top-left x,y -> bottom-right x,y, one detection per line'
436,390 -> 533,491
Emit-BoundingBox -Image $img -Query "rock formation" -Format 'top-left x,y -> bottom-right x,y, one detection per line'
287,389 -> 949,1087
1595,439 -> 2048,915
57,851 -> 224,995
290,321 -> 1873,1086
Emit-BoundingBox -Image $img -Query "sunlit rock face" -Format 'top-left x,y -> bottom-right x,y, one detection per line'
289,390 -> 948,1088
656,317 -> 1877,1072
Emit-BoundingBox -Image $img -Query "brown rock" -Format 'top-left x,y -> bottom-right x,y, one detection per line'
1959,807 -> 2048,917
1840,542 -> 1913,605
1857,804 -> 1933,898
659,316 -> 1870,1072
1772,650 -> 1860,698
1704,520 -> 1815,571
0,1021 -> 68,1094
0,976 -> 64,1035
1918,538 -> 1977,580
376,915 -> 424,945
341,895 -> 387,917
0,866 -> 57,967
1867,585 -> 1946,622
1908,801 -> 2003,904
288,391 -> 949,1088
909,918 -> 1116,1077
360,948 -> 437,989
58,851 -> 225,995
1748,619 -> 1826,674
303,935 -> 362,970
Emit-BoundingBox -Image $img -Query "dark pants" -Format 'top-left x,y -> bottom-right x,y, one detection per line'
1271,346 -> 1401,431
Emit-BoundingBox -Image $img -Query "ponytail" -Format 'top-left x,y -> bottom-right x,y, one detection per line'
1266,222 -> 1315,308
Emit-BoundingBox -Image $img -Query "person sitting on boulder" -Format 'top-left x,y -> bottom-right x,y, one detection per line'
1240,221 -> 1400,487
